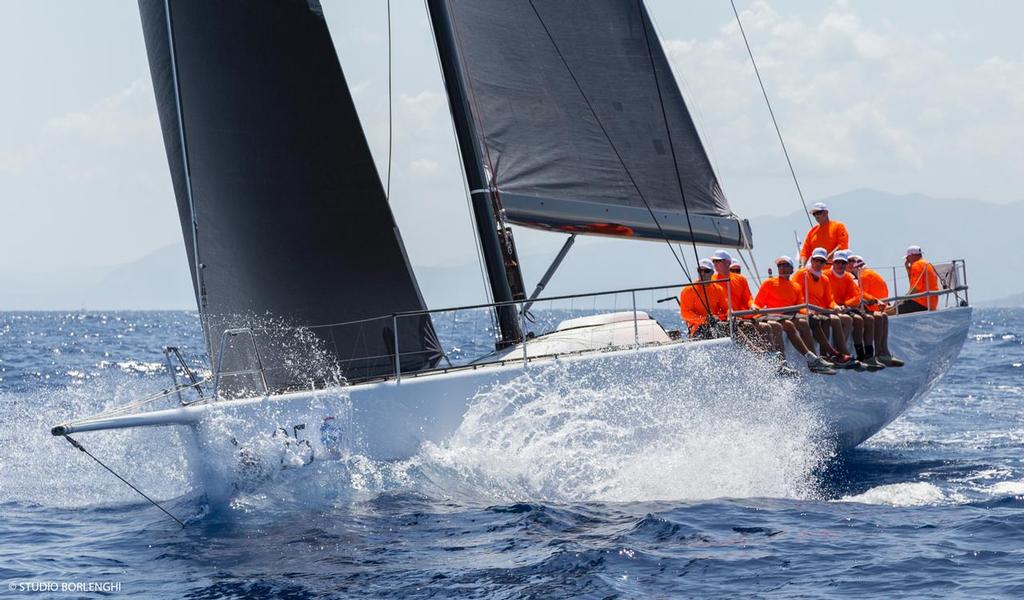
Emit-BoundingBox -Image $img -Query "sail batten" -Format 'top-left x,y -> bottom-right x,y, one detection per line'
139,0 -> 441,386
433,0 -> 751,248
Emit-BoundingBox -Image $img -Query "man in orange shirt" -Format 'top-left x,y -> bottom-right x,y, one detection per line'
711,250 -> 787,358
793,247 -> 860,368
850,255 -> 904,367
897,245 -> 940,314
754,256 -> 835,374
679,259 -> 729,339
800,202 -> 850,266
827,251 -> 884,370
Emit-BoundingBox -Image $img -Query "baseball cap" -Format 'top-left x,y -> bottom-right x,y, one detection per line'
697,259 -> 715,271
833,250 -> 851,262
905,245 -> 923,256
810,202 -> 829,214
775,255 -> 795,268
811,247 -> 828,261
710,249 -> 733,263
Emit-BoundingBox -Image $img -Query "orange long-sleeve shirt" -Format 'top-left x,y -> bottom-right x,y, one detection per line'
908,259 -> 940,310
824,269 -> 860,308
679,283 -> 729,335
800,221 -> 849,263
754,277 -> 804,311
793,268 -> 837,310
712,272 -> 754,312
857,268 -> 889,311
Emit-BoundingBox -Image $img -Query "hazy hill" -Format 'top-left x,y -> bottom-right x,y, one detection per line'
423,189 -> 1017,308
2,189 -> 1017,310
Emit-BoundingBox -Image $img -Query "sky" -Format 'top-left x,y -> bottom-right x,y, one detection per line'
2,0 -> 1022,280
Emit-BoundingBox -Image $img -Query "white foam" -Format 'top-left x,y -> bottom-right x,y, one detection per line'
839,482 -> 954,507
416,345 -> 829,503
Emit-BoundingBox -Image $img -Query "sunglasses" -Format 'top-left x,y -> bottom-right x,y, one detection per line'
811,211 -> 825,216
811,257 -> 826,262
697,269 -> 713,274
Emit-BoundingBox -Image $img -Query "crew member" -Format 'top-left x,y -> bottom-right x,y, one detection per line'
793,247 -> 860,368
898,245 -> 940,313
679,259 -> 729,339
754,256 -> 835,374
850,255 -> 904,367
799,202 -> 850,266
711,250 -> 788,363
827,251 -> 884,370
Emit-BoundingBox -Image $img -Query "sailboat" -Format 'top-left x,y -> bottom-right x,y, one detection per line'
52,0 -> 971,482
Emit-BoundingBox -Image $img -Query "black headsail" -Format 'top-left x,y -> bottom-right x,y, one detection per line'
139,0 -> 441,388
426,0 -> 752,248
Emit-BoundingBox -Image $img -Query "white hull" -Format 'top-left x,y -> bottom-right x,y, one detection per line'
54,308 -> 972,476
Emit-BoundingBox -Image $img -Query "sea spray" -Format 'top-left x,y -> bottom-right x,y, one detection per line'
416,342 -> 832,503
0,372 -> 195,508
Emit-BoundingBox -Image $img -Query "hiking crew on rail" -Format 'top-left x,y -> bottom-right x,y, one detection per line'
678,202 -> 938,375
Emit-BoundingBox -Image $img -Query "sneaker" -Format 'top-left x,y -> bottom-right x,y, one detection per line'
777,362 -> 800,377
807,356 -> 836,375
862,357 -> 886,372
877,354 -> 905,367
827,352 -> 858,369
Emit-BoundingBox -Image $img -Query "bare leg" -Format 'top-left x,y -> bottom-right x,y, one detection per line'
874,312 -> 891,355
795,318 -> 817,350
862,314 -> 875,347
811,317 -> 837,355
849,313 -> 865,346
781,319 -> 811,355
831,314 -> 852,355
766,321 -> 786,354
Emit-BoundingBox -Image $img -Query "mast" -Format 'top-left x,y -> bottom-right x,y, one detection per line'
427,0 -> 524,348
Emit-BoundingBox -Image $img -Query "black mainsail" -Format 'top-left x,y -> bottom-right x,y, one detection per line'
139,0 -> 441,387
426,0 -> 752,248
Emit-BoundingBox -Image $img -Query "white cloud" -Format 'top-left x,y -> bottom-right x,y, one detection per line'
664,0 -> 1024,206
410,158 -> 439,176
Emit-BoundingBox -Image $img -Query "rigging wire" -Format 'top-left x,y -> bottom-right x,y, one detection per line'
62,435 -> 186,528
730,0 -> 813,228
526,0 -> 715,317
385,0 -> 393,199
421,0 -> 496,334
635,1 -> 712,294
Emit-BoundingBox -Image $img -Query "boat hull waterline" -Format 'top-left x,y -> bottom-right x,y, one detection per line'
53,308 -> 971,481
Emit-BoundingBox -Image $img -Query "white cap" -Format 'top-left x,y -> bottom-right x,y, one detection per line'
775,255 -> 795,268
833,250 -> 851,262
810,247 -> 829,261
849,254 -> 864,265
905,245 -> 923,256
810,202 -> 829,213
697,258 -> 715,271
710,249 -> 733,263
729,263 -> 742,271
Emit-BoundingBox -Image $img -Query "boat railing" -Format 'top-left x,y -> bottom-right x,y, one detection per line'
207,279 -> 726,394
207,258 -> 970,396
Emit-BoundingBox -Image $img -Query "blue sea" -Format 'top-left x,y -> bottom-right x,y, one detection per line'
1,309 -> 1023,598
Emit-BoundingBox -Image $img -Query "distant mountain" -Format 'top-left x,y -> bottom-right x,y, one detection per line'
0,244 -> 194,311
421,189 -> 1019,308
3,189 -> 1017,310
85,244 -> 195,310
